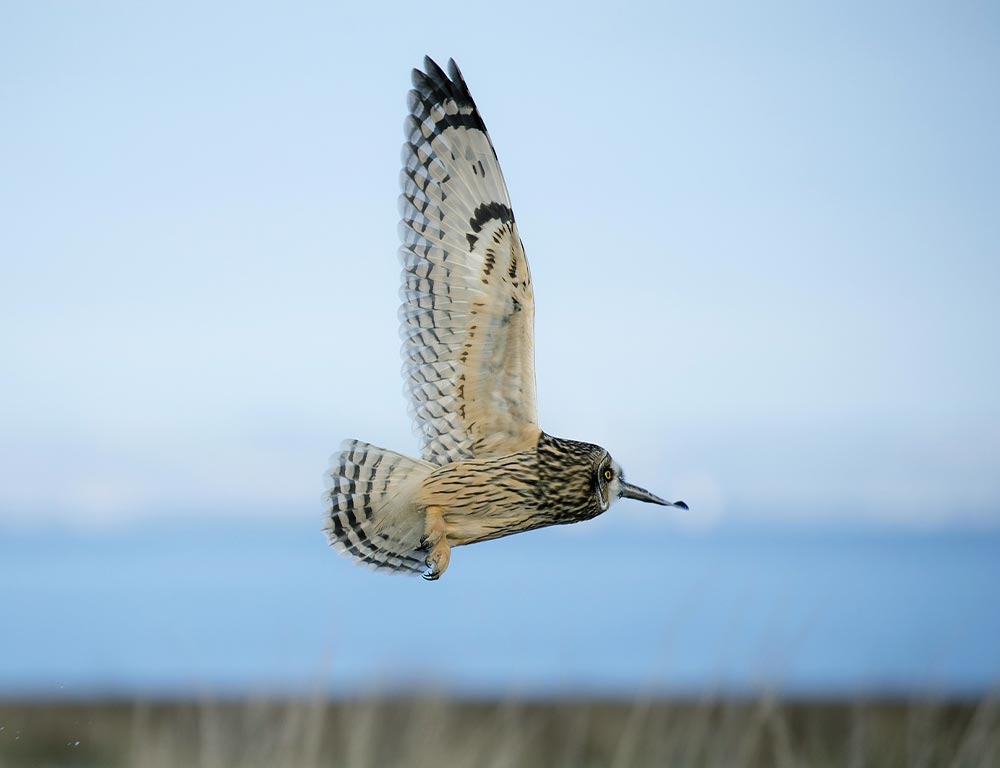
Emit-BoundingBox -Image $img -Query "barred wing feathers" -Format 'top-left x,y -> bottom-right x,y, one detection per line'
399,57 -> 539,465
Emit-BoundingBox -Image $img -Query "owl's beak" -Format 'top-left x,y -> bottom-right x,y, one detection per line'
620,481 -> 688,509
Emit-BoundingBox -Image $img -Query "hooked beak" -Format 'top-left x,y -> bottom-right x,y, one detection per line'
620,481 -> 689,510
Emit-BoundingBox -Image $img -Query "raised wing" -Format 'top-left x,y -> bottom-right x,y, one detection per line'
399,57 -> 539,465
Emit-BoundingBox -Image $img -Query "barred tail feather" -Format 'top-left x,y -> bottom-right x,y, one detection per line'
324,439 -> 434,575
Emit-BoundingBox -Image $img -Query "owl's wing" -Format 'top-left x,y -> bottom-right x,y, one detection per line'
399,57 -> 540,465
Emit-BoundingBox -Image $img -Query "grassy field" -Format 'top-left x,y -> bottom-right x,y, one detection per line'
1,696 -> 998,768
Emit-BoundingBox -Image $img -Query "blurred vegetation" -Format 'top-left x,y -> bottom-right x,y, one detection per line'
1,696 -> 998,768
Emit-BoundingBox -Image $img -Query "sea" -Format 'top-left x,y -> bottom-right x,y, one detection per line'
1,516 -> 998,698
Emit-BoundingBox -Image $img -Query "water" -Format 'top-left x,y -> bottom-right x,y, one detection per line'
1,516 -> 998,697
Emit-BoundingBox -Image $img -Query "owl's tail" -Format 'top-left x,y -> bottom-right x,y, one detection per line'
324,439 -> 435,575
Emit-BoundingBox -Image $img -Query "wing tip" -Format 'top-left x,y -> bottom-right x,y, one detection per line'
411,55 -> 478,114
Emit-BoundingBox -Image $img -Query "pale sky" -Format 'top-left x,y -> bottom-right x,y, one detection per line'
2,0 -> 999,529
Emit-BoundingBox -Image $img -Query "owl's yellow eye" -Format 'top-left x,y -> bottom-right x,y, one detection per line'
603,468 -> 613,481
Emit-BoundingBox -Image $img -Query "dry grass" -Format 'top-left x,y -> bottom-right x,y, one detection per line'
1,695 -> 998,768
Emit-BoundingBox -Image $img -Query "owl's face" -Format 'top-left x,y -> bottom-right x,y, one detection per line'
594,454 -> 623,512
594,451 -> 688,512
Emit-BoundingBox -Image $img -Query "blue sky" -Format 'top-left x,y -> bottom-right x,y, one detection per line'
2,1 -> 999,530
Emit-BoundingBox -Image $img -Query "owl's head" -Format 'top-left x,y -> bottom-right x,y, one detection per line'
537,433 -> 686,520
592,451 -> 688,513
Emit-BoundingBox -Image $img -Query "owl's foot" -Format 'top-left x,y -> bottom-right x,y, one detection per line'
423,539 -> 451,581
422,505 -> 451,581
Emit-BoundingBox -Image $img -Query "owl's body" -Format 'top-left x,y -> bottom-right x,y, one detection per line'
324,58 -> 685,580
420,448 -> 550,547
420,432 -> 614,543
327,432 -> 612,577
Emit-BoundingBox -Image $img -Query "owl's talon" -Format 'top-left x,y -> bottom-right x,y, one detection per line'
423,549 -> 448,580
422,566 -> 440,581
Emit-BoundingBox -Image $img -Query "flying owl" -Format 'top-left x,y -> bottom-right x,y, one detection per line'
324,57 -> 686,580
